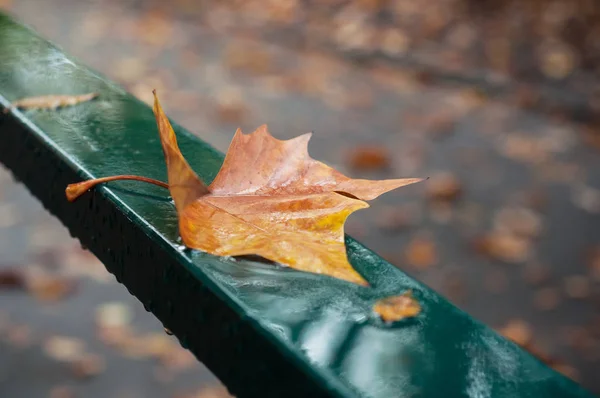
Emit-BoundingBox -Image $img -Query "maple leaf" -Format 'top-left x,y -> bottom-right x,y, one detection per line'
66,91 -> 424,285
373,290 -> 421,322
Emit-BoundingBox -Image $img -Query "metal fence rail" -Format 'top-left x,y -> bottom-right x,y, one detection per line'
0,12 -> 593,398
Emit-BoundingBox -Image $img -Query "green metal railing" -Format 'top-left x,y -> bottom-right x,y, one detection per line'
0,12 -> 594,398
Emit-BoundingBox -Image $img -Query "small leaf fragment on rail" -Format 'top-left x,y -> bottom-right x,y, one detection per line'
373,290 -> 421,322
5,92 -> 98,113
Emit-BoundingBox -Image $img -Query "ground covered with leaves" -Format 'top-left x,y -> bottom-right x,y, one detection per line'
1,0 -> 599,396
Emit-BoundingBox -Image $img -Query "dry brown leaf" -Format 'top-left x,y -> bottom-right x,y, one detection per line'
43,336 -> 85,362
498,319 -> 532,346
373,290 -> 421,322
563,275 -> 591,299
26,275 -> 76,302
70,353 -> 106,379
214,87 -> 248,124
533,287 -> 561,311
493,207 -> 543,238
6,93 -> 98,112
67,91 -> 423,285
0,268 -> 26,289
426,172 -> 462,202
345,145 -> 391,171
405,235 -> 438,269
472,232 -> 531,264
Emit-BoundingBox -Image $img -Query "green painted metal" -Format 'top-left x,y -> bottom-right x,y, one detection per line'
0,13 -> 594,398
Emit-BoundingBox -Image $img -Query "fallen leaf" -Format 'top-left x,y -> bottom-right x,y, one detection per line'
26,274 -> 77,302
43,336 -> 85,362
493,206 -> 543,238
5,93 -> 98,112
373,290 -> 421,322
498,319 -> 532,346
345,145 -> 391,171
95,302 -> 132,329
66,91 -> 423,285
426,172 -> 462,202
0,268 -> 26,289
533,287 -> 560,311
552,363 -> 580,381
472,232 -> 531,264
214,86 -> 248,124
563,275 -> 590,299
405,235 -> 438,269
70,353 -> 106,379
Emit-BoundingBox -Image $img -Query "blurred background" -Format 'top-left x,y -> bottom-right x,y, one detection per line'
1,0 -> 599,396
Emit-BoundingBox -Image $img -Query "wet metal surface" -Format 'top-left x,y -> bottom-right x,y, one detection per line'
0,11 -> 597,398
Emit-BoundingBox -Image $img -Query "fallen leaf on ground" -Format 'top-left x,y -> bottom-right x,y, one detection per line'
43,336 -> 85,362
66,91 -> 424,285
345,145 -> 391,171
563,275 -> 590,299
405,235 -> 438,269
493,206 -> 543,238
70,353 -> 106,379
0,268 -> 26,289
533,287 -> 560,311
498,319 -> 532,346
95,302 -> 132,329
26,274 -> 77,302
373,290 -> 421,322
426,172 -> 461,202
5,93 -> 98,112
472,232 -> 531,264
214,86 -> 247,124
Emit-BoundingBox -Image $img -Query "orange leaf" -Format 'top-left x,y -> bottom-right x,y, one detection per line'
373,290 -> 421,322
66,91 -> 424,285
5,93 -> 98,113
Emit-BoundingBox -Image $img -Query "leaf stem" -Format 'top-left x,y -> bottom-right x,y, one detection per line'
66,175 -> 169,202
